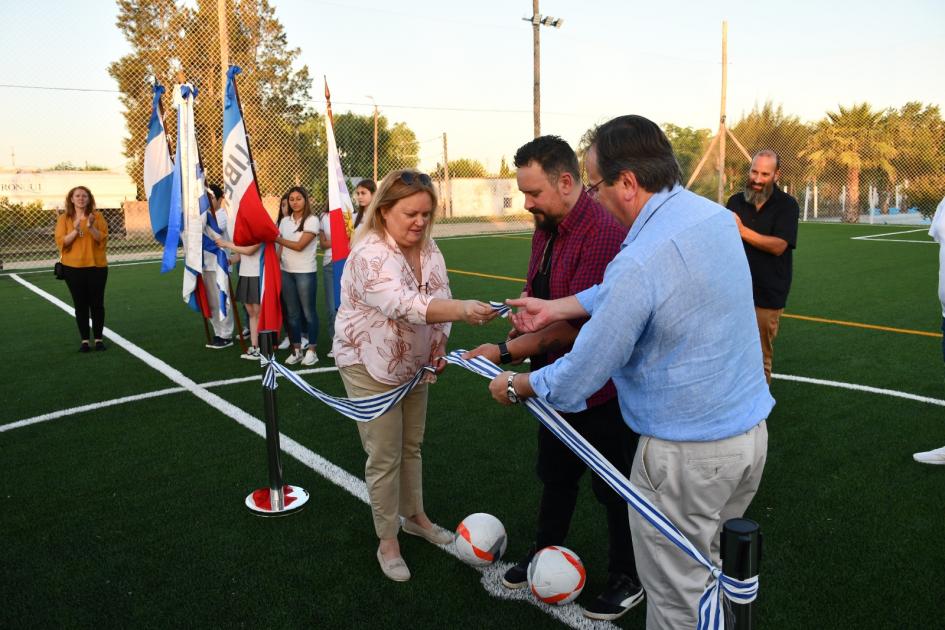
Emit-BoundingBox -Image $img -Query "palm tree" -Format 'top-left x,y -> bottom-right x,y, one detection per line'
802,103 -> 897,222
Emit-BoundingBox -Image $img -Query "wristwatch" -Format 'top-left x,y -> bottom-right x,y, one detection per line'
506,373 -> 520,404
497,341 -> 513,365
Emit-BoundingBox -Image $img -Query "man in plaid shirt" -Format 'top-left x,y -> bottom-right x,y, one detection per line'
464,136 -> 643,620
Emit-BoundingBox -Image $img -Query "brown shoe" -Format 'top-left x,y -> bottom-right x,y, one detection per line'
376,549 -> 410,582
402,519 -> 454,545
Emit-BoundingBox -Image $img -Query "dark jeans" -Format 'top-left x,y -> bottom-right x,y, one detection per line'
534,396 -> 640,579
281,270 -> 319,346
62,265 -> 108,341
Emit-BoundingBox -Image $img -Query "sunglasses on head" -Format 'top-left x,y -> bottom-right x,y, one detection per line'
399,171 -> 433,187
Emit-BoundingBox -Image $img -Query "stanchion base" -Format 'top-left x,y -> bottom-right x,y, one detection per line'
245,485 -> 309,517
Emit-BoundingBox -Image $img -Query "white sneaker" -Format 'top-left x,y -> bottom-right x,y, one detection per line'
278,336 -> 291,350
240,347 -> 260,361
285,349 -> 303,365
301,349 -> 319,366
326,349 -> 334,358
913,446 -> 945,464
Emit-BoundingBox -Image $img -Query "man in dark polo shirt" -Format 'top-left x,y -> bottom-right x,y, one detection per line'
463,136 -> 642,621
726,149 -> 800,384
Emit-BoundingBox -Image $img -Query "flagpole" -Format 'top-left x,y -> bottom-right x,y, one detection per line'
228,66 -> 308,517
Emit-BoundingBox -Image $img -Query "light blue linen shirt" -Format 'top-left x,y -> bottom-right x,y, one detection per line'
530,185 -> 775,441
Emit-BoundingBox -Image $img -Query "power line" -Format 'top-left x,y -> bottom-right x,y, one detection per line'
0,83 -> 120,93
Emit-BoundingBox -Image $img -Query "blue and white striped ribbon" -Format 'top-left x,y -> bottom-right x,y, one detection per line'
442,350 -> 758,630
261,344 -> 756,628
489,301 -> 511,318
261,355 -> 435,422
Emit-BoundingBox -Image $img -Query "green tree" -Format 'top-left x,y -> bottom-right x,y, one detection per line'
497,156 -> 514,178
433,158 -> 488,178
108,0 -> 312,198
802,103 -> 896,222
884,102 -> 945,215
662,123 -> 712,196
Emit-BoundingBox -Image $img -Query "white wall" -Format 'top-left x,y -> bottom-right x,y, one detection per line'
436,177 -> 527,218
0,169 -> 137,209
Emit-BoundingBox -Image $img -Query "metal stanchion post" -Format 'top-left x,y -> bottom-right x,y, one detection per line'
244,330 -> 309,516
721,518 -> 762,629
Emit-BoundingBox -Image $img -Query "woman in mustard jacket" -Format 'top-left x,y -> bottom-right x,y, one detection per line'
54,186 -> 109,352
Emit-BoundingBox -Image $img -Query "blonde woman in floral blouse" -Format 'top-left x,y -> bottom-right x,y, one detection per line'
333,169 -> 498,582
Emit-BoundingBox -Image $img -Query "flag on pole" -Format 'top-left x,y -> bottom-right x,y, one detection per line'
223,65 -> 282,333
202,185 -> 230,320
324,77 -> 355,304
143,83 -> 174,246
171,83 -> 211,317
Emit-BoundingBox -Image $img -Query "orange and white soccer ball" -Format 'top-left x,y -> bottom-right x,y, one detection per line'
455,513 -> 507,567
527,545 -> 586,605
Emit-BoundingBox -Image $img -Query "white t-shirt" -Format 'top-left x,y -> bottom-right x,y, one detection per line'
203,208 -> 229,271
238,244 -> 262,278
321,213 -> 333,265
279,214 -> 319,273
930,196 -> 945,314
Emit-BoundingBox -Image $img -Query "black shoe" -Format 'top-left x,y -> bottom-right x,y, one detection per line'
205,336 -> 234,349
501,550 -> 535,590
583,573 -> 645,621
94,340 -> 107,351
79,342 -> 91,353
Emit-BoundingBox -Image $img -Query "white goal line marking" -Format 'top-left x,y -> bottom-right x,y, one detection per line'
851,228 -> 934,244
5,273 -> 608,630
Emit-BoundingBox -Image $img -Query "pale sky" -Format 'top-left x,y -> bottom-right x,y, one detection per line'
2,0 -> 944,173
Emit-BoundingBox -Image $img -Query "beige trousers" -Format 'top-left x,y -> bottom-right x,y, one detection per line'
755,307 -> 783,384
629,421 -> 768,630
339,364 -> 429,540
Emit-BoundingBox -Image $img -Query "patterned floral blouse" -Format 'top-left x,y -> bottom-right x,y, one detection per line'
332,229 -> 452,386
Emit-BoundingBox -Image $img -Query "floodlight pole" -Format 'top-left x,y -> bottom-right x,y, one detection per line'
245,331 -> 309,516
721,518 -> 761,630
366,95 -> 379,182
524,2 -> 563,138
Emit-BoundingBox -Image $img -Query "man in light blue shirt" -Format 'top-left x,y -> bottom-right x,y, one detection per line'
488,115 -> 773,629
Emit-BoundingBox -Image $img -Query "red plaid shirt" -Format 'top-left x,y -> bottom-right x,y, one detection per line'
525,190 -> 628,408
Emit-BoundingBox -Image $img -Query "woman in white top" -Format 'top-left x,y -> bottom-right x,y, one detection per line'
275,186 -> 321,366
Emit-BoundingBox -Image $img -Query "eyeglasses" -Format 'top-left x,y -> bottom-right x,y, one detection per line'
399,171 -> 433,187
586,178 -> 605,199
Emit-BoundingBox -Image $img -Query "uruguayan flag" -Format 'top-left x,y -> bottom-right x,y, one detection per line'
143,84 -> 174,247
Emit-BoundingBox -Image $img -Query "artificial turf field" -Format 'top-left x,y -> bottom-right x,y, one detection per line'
2,222 -> 943,629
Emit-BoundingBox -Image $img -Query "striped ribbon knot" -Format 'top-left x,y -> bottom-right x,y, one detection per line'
261,354 -> 434,422
441,350 -> 758,630
488,301 -> 511,318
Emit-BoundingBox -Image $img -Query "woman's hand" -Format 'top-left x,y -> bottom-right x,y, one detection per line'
460,300 -> 499,326
87,214 -> 95,229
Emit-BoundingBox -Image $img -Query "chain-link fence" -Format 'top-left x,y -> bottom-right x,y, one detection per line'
2,3 -> 943,270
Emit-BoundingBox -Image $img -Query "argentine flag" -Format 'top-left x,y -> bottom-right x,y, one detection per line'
143,84 -> 174,247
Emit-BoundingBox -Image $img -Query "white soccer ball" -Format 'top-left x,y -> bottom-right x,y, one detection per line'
527,545 -> 586,605
455,513 -> 507,566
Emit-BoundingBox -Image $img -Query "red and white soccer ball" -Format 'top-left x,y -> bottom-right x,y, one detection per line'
455,513 -> 507,567
527,545 -> 587,605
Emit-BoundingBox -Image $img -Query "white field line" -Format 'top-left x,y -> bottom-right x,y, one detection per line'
0,367 -> 339,433
851,228 -> 934,244
5,273 -> 608,630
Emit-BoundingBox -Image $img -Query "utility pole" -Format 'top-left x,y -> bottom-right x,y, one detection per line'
684,21 -> 751,199
216,0 -> 229,105
366,95 -> 378,181
523,2 -> 563,138
717,21 -> 728,204
442,133 -> 451,217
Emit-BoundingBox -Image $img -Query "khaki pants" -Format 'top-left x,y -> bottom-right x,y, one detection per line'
755,307 -> 783,384
339,364 -> 429,540
629,421 -> 768,630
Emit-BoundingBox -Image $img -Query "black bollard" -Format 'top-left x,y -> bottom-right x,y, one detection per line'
244,330 -> 309,515
721,518 -> 762,630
